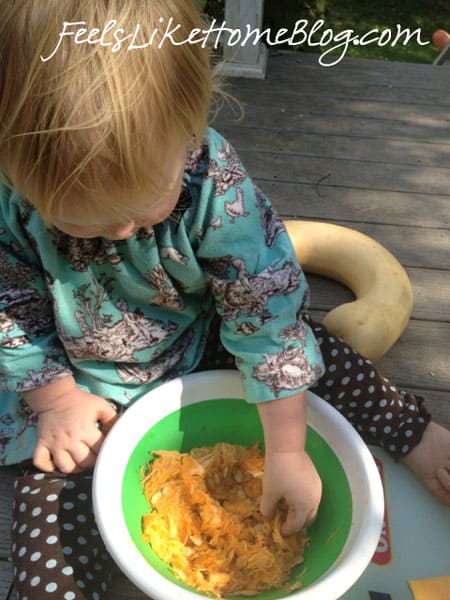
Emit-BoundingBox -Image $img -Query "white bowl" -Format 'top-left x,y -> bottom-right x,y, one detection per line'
93,370 -> 384,599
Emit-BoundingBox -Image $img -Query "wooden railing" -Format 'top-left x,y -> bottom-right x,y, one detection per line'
221,0 -> 268,78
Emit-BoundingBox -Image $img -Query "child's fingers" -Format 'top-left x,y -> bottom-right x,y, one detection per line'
32,444 -> 55,472
70,443 -> 99,471
259,491 -> 279,520
261,494 -> 319,535
436,463 -> 450,491
34,440 -> 100,474
281,503 -> 316,536
97,403 -> 120,434
436,463 -> 450,506
88,431 -> 107,455
49,448 -> 78,474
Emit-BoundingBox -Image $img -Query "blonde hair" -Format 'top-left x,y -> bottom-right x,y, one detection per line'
0,0 -> 214,222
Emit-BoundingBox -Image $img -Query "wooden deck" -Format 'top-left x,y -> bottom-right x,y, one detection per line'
1,51 -> 449,598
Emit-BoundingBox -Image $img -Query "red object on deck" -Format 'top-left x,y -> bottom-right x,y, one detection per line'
432,29 -> 450,51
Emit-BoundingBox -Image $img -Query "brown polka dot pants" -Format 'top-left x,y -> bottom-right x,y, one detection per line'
11,318 -> 431,598
11,469 -> 113,599
308,319 -> 430,459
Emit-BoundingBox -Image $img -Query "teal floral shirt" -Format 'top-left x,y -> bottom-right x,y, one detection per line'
0,128 -> 324,465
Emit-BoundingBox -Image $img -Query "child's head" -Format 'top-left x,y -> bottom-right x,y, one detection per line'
0,0 -> 213,229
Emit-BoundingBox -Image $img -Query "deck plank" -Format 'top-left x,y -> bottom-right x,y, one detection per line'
218,125 -> 450,170
302,221 -> 450,270
261,53 -> 450,97
217,108 -> 449,144
256,181 -> 450,229
0,561 -> 12,599
237,150 -> 450,198
0,469 -> 16,561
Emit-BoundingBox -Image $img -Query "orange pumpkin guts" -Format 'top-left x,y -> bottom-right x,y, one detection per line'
141,442 -> 309,597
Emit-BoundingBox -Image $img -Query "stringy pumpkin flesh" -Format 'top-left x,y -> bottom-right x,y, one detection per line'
141,442 -> 308,597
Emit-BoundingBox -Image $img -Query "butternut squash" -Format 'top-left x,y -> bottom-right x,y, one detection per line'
284,220 -> 413,362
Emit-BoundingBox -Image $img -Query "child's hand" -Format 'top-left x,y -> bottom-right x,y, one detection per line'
260,449 -> 322,535
22,376 -> 119,473
256,391 -> 322,535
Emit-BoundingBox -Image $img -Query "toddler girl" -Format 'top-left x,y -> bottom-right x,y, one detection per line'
0,1 -> 449,598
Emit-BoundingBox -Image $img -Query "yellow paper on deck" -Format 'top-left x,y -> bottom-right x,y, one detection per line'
408,575 -> 450,600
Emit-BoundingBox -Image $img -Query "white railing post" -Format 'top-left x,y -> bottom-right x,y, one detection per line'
221,0 -> 267,78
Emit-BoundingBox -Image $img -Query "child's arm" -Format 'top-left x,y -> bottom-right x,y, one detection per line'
21,375 -> 119,473
257,392 -> 322,535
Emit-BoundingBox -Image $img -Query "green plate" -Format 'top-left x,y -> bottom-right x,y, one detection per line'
121,398 -> 352,599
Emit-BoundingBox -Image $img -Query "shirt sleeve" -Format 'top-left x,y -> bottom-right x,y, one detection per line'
191,129 -> 325,402
0,184 -> 73,392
